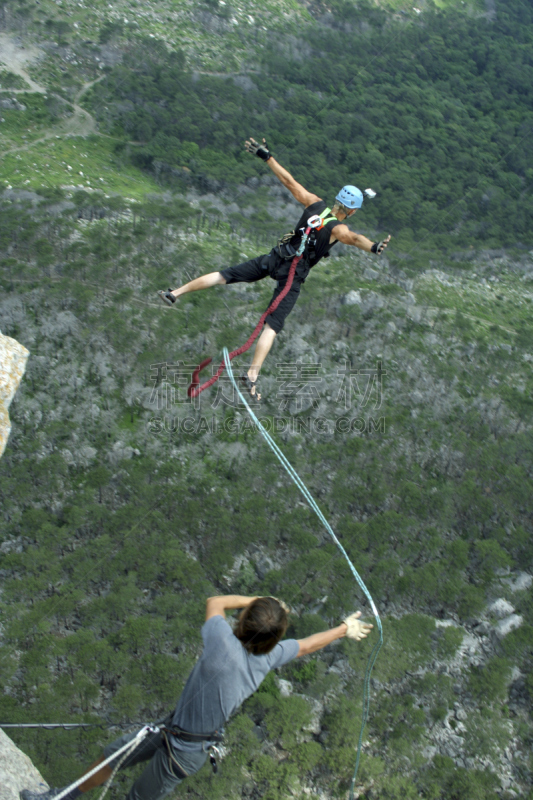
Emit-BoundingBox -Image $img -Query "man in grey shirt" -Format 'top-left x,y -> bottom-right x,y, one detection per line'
21,595 -> 372,800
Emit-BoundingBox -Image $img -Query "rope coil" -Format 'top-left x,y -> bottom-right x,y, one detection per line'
223,347 -> 383,798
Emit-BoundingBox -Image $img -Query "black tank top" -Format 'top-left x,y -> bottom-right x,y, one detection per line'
289,200 -> 340,267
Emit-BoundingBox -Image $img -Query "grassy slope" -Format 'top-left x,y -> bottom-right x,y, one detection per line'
0,135 -> 160,199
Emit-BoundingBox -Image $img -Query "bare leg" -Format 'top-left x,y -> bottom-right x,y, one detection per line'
171,271 -> 226,299
77,756 -> 113,793
247,324 -> 277,400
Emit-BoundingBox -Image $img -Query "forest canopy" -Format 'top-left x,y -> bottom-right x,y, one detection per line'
86,0 -> 533,251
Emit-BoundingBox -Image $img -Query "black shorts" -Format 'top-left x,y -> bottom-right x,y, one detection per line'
220,253 -> 302,334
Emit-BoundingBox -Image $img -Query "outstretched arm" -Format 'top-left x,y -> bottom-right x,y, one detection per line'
267,157 -> 321,207
333,224 -> 391,254
297,623 -> 348,657
245,137 -> 320,207
206,595 -> 259,621
297,611 -> 373,657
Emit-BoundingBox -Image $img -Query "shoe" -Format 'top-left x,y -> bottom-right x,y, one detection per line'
20,788 -> 61,800
240,374 -> 261,403
158,289 -> 177,306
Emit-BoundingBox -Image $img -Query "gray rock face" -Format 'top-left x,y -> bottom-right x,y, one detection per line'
342,290 -> 362,306
488,598 -> 515,618
495,614 -> 523,638
0,729 -> 48,800
363,266 -> 380,281
294,695 -> 323,739
361,291 -> 385,315
108,441 -> 140,464
503,572 -> 533,593
277,679 -> 293,698
0,97 -> 26,111
255,555 -> 274,579
398,278 -> 414,291
406,305 -> 438,327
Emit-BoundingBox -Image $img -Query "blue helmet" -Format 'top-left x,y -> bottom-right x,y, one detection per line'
336,185 -> 364,209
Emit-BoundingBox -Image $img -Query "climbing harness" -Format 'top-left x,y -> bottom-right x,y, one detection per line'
305,207 -> 339,264
222,347 -> 383,800
187,215 -> 324,399
161,724 -> 224,744
160,729 -> 190,780
51,725 -> 158,800
276,207 -> 335,259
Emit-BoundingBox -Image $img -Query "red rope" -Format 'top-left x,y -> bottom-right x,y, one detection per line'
188,244 -> 306,399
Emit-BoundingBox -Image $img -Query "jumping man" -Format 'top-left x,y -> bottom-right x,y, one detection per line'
21,595 -> 372,800
158,138 -> 391,400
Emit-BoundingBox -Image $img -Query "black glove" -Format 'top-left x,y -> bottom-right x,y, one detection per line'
371,240 -> 386,255
245,137 -> 271,162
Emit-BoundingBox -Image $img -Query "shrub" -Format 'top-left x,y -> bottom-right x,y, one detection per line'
264,694 -> 312,749
468,656 -> 512,702
420,756 -> 499,800
435,625 -> 464,659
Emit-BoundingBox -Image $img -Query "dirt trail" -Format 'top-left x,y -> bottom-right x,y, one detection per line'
0,34 -> 45,93
0,35 -> 104,156
65,75 -> 106,136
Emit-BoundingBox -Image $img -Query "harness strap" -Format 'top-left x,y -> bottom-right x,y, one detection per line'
318,207 -> 337,227
161,729 -> 190,779
162,725 -> 224,743
277,207 -> 337,259
305,207 -> 339,264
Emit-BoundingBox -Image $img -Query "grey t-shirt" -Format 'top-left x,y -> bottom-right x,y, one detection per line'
171,614 -> 299,750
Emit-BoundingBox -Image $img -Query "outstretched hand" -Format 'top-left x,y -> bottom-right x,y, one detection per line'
245,137 -> 272,162
371,235 -> 391,255
343,611 -> 373,641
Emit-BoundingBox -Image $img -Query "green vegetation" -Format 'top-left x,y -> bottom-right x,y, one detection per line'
0,0 -> 533,797
468,656 -> 512,702
0,70 -> 28,90
0,136 -> 161,199
435,624 -> 463,660
0,187 -> 531,796
420,755 -> 500,800
84,0 -> 533,254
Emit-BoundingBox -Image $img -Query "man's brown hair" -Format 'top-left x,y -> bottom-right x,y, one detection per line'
234,597 -> 288,655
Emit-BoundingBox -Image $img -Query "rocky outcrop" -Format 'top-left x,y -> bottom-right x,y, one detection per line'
0,729 -> 48,800
0,331 -> 29,458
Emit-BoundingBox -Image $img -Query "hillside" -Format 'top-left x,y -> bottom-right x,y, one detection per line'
0,1 -> 532,799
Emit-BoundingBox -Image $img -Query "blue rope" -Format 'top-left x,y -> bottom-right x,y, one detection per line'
223,348 -> 383,798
